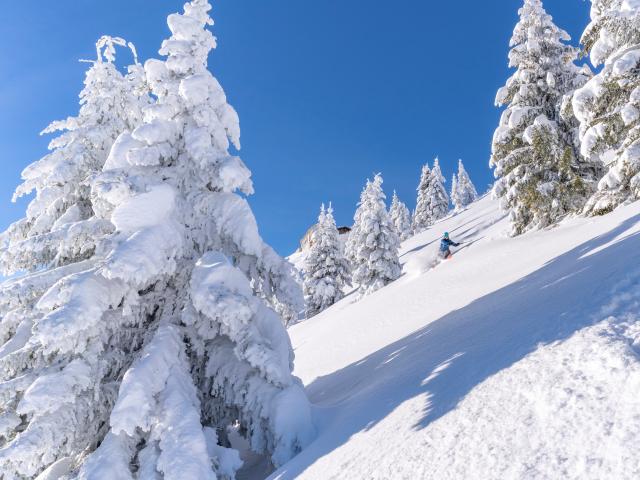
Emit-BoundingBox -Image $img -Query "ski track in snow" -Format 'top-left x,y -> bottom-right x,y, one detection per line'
272,195 -> 640,480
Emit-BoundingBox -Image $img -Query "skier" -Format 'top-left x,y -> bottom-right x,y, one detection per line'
439,232 -> 460,259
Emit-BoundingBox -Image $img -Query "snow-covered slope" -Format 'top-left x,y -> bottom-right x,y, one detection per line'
272,194 -> 640,480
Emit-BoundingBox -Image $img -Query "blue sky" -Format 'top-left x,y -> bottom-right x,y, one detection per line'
0,0 -> 591,255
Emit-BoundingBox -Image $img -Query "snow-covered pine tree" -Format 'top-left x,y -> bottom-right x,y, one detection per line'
453,159 -> 479,210
346,174 -> 401,297
0,2 -> 312,478
413,163 -> 432,232
450,173 -> 459,211
0,37 -> 150,478
573,0 -> 640,214
389,191 -> 412,240
425,158 -> 450,223
491,0 -> 600,235
303,204 -> 351,318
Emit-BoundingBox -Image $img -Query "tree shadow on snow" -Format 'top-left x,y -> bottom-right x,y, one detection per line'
273,214 -> 640,479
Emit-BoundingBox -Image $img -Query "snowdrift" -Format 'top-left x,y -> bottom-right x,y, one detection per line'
273,194 -> 640,479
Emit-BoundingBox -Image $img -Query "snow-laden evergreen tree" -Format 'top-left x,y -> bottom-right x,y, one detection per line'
389,191 -> 412,240
450,173 -> 459,211
491,0 -> 600,235
0,37 -> 147,274
413,163 -> 432,232
0,37 -> 149,478
303,204 -> 351,318
572,0 -> 640,214
346,174 -> 401,297
0,2 -> 312,478
452,159 -> 479,211
424,158 -> 450,222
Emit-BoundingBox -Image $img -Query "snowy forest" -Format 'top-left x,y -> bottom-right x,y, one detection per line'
0,0 -> 639,479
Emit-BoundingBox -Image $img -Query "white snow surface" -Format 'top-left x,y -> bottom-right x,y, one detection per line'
272,194 -> 640,480
110,184 -> 176,234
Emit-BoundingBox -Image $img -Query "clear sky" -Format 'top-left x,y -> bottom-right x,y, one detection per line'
0,0 -> 591,255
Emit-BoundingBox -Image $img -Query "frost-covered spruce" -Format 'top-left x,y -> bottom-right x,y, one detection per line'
303,204 -> 351,318
573,0 -> 640,214
452,159 -> 479,211
0,37 -> 149,479
346,174 -> 401,297
413,163 -> 432,232
389,191 -> 412,240
450,173 -> 459,211
491,0 -> 599,235
0,2 -> 312,479
0,37 -> 147,274
425,158 -> 450,222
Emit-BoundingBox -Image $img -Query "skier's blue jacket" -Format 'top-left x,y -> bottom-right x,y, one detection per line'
440,238 -> 460,252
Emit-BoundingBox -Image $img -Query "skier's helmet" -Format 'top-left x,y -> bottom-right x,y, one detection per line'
443,232 -> 449,239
